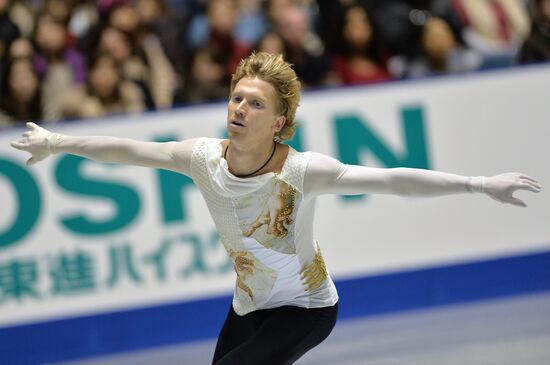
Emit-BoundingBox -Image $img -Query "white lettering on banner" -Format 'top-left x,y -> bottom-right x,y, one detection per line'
0,65 -> 549,326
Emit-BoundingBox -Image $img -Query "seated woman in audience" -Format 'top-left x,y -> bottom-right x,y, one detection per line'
97,24 -> 175,110
59,53 -> 145,119
33,13 -> 87,121
0,57 -> 43,127
330,4 -> 393,86
174,45 -> 229,105
389,16 -> 483,78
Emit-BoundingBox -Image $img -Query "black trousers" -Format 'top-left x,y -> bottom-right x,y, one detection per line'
212,302 -> 338,365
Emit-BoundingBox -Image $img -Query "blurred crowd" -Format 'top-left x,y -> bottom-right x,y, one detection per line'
0,0 -> 549,128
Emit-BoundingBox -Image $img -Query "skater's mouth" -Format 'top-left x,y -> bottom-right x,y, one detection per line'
231,120 -> 245,127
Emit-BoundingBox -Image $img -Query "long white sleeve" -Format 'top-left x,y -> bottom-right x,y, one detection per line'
303,152 -> 482,199
11,124 -> 541,207
49,134 -> 198,176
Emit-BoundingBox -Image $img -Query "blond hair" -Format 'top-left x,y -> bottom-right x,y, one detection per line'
230,52 -> 301,141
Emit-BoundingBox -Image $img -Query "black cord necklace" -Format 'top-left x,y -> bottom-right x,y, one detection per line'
224,141 -> 277,178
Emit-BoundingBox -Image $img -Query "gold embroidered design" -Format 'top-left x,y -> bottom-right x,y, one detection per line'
228,250 -> 278,305
300,245 -> 328,292
243,181 -> 298,240
230,250 -> 255,300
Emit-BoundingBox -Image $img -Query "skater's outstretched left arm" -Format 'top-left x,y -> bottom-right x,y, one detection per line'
10,122 -> 197,175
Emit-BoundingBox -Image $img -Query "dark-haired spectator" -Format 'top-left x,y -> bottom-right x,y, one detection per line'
174,45 -> 229,105
135,0 -> 185,75
97,25 -> 152,106
372,0 -> 466,59
330,4 -> 392,85
519,0 -> 550,62
105,0 -> 140,34
59,53 -> 146,119
33,13 -> 87,121
389,16 -> 483,78
0,57 -> 43,127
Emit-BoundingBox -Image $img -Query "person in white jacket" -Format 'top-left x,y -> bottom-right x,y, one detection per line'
10,52 -> 542,365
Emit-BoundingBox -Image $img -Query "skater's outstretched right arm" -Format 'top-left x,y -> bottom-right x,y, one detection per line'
10,122 -> 197,175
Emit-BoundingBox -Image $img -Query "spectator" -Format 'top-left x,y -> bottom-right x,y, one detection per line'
330,4 -> 393,85
519,0 -> 550,63
265,0 -> 295,27
98,25 -> 177,110
274,3 -> 335,87
8,35 -> 33,59
33,13 -> 87,121
94,1 -> 178,109
134,0 -> 183,105
105,0 -> 140,34
389,16 -> 483,78
43,0 -> 77,24
0,57 -> 43,127
174,45 -> 229,105
97,25 -> 153,108
0,0 -> 542,127
135,0 -> 185,74
186,0 -> 251,78
59,52 -> 146,119
373,0 -> 466,59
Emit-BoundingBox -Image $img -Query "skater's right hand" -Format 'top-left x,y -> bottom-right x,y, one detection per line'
10,122 -> 57,166
481,173 -> 542,207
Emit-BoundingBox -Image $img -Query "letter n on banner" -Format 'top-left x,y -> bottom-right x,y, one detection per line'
333,105 -> 431,201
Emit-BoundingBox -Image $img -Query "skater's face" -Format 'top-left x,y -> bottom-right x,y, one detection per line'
227,76 -> 285,143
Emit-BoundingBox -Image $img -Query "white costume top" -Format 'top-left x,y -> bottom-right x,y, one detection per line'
190,138 -> 338,315
44,133 -> 496,315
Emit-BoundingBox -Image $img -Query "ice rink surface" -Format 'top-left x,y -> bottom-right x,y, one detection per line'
56,291 -> 550,365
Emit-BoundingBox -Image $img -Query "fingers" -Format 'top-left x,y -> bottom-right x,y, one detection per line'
519,174 -> 539,184
22,131 -> 31,138
522,181 -> 542,193
520,177 -> 542,190
10,141 -> 26,150
26,122 -> 40,131
514,180 -> 542,193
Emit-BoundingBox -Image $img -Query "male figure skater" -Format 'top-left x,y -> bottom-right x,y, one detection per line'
11,52 -> 542,364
